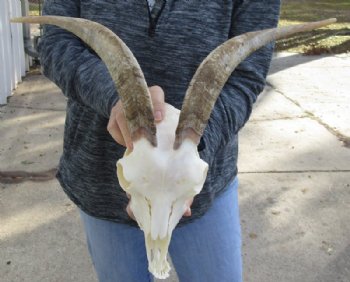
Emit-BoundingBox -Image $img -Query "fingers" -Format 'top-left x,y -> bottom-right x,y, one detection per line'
107,100 -> 133,150
108,85 -> 165,149
116,109 -> 133,150
183,208 -> 192,217
126,193 -> 137,220
107,114 -> 125,146
183,198 -> 193,217
149,85 -> 166,122
126,202 -> 136,221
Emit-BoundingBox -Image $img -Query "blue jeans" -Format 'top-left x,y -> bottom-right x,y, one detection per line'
79,179 -> 242,282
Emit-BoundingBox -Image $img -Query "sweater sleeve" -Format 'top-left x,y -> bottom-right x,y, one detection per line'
200,0 -> 281,165
38,0 -> 118,118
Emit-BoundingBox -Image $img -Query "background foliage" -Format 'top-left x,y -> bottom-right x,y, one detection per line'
276,0 -> 350,54
28,0 -> 350,54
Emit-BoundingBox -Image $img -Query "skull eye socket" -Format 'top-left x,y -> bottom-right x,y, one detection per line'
116,162 -> 131,189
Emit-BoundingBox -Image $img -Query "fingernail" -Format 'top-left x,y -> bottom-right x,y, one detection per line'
154,110 -> 162,121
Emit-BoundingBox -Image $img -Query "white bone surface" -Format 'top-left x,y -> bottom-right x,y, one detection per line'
117,104 -> 208,279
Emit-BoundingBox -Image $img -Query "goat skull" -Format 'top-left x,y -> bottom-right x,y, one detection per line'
11,16 -> 336,279
117,104 -> 208,277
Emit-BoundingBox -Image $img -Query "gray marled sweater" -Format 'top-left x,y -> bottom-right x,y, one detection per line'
39,0 -> 280,226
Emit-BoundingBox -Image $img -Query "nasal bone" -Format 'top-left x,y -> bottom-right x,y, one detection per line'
151,198 -> 172,240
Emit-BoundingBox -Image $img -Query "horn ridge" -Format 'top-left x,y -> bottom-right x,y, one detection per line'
11,16 -> 157,146
174,18 -> 337,149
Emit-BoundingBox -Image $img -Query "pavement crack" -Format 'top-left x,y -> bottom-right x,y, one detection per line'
7,105 -> 66,112
304,110 -> 350,149
250,115 -> 309,122
268,83 -> 350,149
0,168 -> 58,184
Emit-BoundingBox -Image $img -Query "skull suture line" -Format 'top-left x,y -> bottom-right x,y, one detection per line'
11,16 -> 336,279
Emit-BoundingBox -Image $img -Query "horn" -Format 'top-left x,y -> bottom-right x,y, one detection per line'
11,16 -> 157,146
174,18 -> 337,149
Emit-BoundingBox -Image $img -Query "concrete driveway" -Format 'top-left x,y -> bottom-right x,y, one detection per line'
1,53 -> 349,282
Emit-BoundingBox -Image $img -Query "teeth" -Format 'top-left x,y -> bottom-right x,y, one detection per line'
145,234 -> 171,279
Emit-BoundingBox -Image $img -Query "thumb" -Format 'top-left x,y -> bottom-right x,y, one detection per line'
149,85 -> 165,122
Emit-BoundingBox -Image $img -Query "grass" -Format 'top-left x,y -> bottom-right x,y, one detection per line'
28,0 -> 349,54
277,0 -> 350,54
29,3 -> 41,16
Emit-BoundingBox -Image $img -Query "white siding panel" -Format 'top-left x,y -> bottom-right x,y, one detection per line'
0,0 -> 11,104
0,1 -> 7,104
0,0 -> 25,105
11,2 -> 26,83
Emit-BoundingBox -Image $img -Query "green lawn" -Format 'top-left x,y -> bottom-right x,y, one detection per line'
29,3 -> 40,16
277,0 -> 350,54
29,1 -> 349,54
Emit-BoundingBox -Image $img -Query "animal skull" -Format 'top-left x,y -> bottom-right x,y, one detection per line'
117,104 -> 208,278
11,16 -> 336,279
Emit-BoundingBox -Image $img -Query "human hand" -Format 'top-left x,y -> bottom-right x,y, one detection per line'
184,199 -> 193,217
107,85 -> 166,150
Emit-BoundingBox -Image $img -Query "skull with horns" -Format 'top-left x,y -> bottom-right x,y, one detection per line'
12,16 -> 336,279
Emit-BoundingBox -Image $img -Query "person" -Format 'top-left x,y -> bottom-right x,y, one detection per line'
38,0 -> 280,281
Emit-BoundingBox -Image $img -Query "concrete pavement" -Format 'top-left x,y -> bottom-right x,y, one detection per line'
1,53 -> 349,282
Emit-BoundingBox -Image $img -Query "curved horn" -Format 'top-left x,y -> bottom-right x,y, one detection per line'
174,18 -> 337,149
11,16 -> 157,146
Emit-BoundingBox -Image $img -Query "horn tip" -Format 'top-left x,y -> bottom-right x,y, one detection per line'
10,17 -> 24,23
10,16 -> 36,23
324,18 -> 337,24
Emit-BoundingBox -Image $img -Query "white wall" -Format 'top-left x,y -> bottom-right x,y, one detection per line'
0,0 -> 26,104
